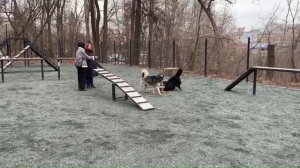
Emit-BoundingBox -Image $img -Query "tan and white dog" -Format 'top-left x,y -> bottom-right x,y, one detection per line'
140,69 -> 164,95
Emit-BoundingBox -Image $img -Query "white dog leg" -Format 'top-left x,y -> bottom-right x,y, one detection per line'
156,86 -> 161,95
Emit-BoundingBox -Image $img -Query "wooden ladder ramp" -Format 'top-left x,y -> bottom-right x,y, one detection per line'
3,45 -> 31,70
94,68 -> 155,111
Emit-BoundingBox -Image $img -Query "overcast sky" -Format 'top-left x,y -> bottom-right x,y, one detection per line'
217,0 -> 292,31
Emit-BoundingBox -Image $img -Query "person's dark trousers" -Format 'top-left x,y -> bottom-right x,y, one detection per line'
86,69 -> 93,87
77,67 -> 87,90
86,76 -> 93,86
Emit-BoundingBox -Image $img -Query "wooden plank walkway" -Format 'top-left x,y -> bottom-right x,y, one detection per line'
94,68 -> 155,111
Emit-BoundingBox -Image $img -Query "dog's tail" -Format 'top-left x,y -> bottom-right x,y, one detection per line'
141,69 -> 149,78
176,68 -> 183,77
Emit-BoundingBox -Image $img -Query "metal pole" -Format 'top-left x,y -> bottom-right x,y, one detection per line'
205,38 -> 208,77
41,60 -> 44,80
100,41 -> 103,63
148,40 -> 151,69
253,69 -> 257,95
1,60 -> 4,83
58,60 -> 61,80
112,84 -> 116,100
246,37 -> 250,82
114,41 -> 116,65
7,35 -> 10,56
5,25 -> 8,38
129,39 -> 132,67
24,39 -> 27,67
173,39 -> 175,67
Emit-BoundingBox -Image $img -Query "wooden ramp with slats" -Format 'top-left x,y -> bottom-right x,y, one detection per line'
94,68 -> 155,111
3,45 -> 31,70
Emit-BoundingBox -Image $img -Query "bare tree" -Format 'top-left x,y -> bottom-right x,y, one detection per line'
197,0 -> 222,70
66,0 -> 84,57
102,0 -> 108,62
287,0 -> 300,82
44,0 -> 60,58
84,0 -> 91,40
90,0 -> 101,60
187,2 -> 203,71
132,0 -> 141,65
56,0 -> 66,58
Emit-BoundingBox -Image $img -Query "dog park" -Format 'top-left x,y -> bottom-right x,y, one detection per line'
1,0 -> 300,166
0,61 -> 299,166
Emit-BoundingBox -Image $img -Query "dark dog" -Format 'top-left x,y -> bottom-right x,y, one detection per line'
141,69 -> 164,95
163,68 -> 183,91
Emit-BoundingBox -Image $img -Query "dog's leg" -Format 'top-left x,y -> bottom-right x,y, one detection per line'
140,79 -> 144,92
157,87 -> 161,95
145,84 -> 147,92
156,85 -> 161,95
159,83 -> 164,93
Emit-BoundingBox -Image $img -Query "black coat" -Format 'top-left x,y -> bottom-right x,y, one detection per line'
87,60 -> 102,77
85,49 -> 103,77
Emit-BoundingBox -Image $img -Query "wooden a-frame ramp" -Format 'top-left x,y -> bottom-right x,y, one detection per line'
2,45 -> 30,70
94,67 -> 155,111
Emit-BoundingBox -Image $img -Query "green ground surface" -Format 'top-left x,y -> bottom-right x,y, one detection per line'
0,63 -> 299,167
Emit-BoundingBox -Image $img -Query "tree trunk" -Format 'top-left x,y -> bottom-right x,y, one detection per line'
187,7 -> 202,71
102,0 -> 108,63
45,0 -> 55,58
84,0 -> 91,40
56,0 -> 66,58
197,0 -> 222,71
266,44 -> 275,80
148,0 -> 154,67
94,0 -> 101,60
130,0 -> 136,64
132,0 -> 141,65
90,0 -> 101,61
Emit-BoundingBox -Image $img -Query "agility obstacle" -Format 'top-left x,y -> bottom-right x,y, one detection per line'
94,68 -> 155,111
225,66 -> 300,95
0,37 -> 59,71
2,45 -> 31,70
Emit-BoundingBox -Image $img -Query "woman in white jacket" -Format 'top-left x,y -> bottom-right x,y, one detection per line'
75,42 -> 95,91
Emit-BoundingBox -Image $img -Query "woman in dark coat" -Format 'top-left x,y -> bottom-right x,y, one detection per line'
75,42 -> 95,91
85,42 -> 102,88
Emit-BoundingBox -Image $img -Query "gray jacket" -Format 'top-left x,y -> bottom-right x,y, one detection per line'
75,47 -> 94,68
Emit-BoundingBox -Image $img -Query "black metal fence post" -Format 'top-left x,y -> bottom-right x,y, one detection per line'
129,39 -> 132,67
114,41 -> 116,65
23,39 -> 27,67
246,37 -> 250,82
100,41 -> 103,63
112,84 -> 116,100
1,60 -> 4,83
5,25 -> 8,38
173,39 -> 175,67
148,40 -> 151,69
253,69 -> 257,95
58,60 -> 61,80
205,38 -> 208,77
7,35 -> 10,56
41,60 -> 44,80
